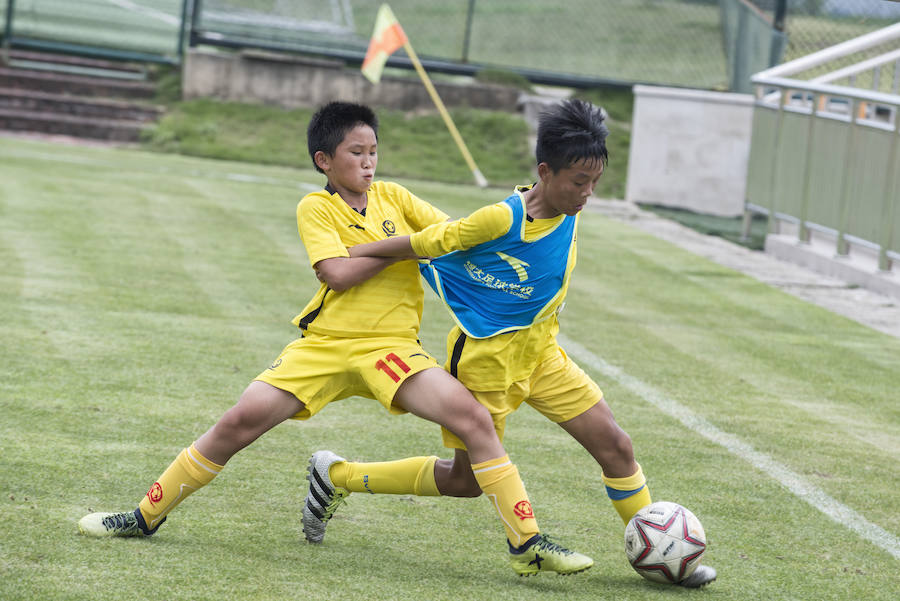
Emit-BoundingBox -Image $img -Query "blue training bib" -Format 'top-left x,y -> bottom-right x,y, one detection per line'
419,192 -> 576,338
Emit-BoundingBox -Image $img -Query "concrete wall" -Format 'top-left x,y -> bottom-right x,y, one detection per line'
182,49 -> 520,113
626,85 -> 754,216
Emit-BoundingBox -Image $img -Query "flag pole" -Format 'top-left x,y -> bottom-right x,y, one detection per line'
401,40 -> 489,188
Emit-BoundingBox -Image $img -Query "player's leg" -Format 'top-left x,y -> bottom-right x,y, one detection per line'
525,349 -> 651,524
301,448 -> 471,542
390,367 -> 541,547
300,340 -> 448,542
193,381 -> 304,464
527,350 -> 717,584
395,367 -> 592,575
558,401 -> 651,524
433,448 -> 481,497
80,378 -> 306,537
301,339 -> 590,574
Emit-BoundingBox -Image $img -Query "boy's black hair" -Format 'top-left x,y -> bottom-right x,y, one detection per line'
307,101 -> 379,173
535,99 -> 608,173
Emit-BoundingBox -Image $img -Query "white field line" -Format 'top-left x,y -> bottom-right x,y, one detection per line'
103,0 -> 180,26
558,334 -> 900,561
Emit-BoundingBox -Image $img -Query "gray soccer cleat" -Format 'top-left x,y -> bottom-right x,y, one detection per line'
678,564 -> 717,588
78,509 -> 162,537
301,450 -> 350,543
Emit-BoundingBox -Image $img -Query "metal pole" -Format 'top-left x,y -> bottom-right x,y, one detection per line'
836,98 -> 860,256
765,88 -> 788,236
773,0 -> 787,32
3,0 -> 16,50
732,3 -> 749,92
189,0 -> 203,48
461,0 -> 475,63
797,92 -> 820,244
177,0 -> 192,62
403,39 -> 488,187
877,112 -> 900,271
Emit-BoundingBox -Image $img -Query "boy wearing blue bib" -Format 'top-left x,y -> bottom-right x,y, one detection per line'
310,99 -> 716,588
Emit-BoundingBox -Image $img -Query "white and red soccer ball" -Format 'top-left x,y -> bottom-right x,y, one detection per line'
624,501 -> 707,584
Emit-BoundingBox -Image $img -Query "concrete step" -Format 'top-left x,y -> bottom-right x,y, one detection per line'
0,66 -> 156,99
7,50 -> 148,77
0,107 -> 149,142
0,87 -> 163,122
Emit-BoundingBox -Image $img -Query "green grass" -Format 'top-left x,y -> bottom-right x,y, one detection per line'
640,204 -> 769,250
141,92 -> 633,199
1,136 -> 899,601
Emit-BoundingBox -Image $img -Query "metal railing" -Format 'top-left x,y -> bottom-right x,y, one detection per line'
744,22 -> 900,272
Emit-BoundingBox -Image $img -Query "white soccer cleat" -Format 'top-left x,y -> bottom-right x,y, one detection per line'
301,450 -> 350,543
678,564 -> 717,588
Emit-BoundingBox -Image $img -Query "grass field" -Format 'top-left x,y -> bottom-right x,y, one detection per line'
1,136 -> 899,601
140,89 -> 633,198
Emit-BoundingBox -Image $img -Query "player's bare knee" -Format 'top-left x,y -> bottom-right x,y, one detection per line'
213,403 -> 263,449
446,398 -> 495,440
613,428 -> 635,460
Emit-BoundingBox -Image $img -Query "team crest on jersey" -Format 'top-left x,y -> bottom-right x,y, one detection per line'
382,220 -> 397,236
147,482 -> 163,505
514,500 -> 534,520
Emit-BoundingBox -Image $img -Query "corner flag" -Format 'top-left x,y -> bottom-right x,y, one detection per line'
360,4 -> 488,188
361,4 -> 407,84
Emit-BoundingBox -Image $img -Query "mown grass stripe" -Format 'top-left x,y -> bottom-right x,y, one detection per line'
560,334 -> 900,561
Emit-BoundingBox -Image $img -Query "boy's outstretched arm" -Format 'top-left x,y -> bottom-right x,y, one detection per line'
314,256 -> 400,291
349,236 -> 417,259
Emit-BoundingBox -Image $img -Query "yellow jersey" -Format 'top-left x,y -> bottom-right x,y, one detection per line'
293,180 -> 449,339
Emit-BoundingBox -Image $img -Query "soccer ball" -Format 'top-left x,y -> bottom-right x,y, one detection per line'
624,501 -> 707,584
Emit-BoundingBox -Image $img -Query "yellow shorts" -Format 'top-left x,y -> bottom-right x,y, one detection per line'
442,346 -> 602,449
255,333 -> 441,420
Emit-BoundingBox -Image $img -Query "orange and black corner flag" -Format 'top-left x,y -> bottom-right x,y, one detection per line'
361,4 -> 408,84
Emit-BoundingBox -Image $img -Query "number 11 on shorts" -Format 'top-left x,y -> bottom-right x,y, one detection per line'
375,352 -> 411,383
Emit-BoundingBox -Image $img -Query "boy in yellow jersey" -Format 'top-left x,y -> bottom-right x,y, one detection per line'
309,99 -> 716,588
77,101 -> 591,577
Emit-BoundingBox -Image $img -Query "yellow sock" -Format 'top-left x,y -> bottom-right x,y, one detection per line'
602,463 -> 652,524
471,455 -> 539,548
137,443 -> 222,530
329,456 -> 440,496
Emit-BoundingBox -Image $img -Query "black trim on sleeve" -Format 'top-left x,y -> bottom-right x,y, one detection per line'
448,331 -> 467,378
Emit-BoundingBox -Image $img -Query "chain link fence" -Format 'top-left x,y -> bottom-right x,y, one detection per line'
1,0 -> 187,61
194,0 -> 899,89
1,0 -> 898,87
